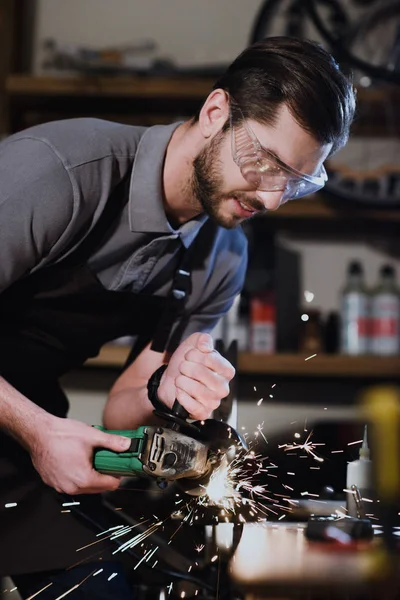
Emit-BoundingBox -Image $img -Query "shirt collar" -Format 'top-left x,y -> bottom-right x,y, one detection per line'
128,122 -> 208,249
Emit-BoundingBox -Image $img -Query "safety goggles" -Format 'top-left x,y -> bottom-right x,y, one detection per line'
230,103 -> 327,202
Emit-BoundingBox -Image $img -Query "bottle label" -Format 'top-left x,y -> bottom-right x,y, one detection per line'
371,293 -> 400,355
341,292 -> 369,354
251,323 -> 275,353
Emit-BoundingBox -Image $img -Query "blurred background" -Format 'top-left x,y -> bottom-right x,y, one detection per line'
1,0 -> 400,496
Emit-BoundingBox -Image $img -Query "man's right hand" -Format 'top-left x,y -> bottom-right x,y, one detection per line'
30,415 -> 132,495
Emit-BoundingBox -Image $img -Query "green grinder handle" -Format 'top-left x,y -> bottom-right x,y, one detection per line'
93,426 -> 147,477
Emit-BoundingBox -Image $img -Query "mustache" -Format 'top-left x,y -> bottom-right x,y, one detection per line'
231,194 -> 267,213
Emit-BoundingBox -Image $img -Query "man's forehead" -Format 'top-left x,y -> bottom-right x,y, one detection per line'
249,109 -> 332,173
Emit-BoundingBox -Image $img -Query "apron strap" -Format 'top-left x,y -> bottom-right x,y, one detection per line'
150,218 -> 218,353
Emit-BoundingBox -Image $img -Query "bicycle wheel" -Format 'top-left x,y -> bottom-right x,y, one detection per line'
342,0 -> 400,87
249,0 -> 349,46
303,0 -> 400,85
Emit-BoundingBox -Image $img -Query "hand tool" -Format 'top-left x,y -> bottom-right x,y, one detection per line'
94,399 -> 248,496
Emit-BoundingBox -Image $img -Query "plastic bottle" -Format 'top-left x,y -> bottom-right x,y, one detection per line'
340,261 -> 369,355
346,426 -> 373,518
224,293 -> 249,351
370,264 -> 400,356
250,291 -> 276,353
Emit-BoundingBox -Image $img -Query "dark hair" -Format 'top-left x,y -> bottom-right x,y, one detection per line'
197,37 -> 356,155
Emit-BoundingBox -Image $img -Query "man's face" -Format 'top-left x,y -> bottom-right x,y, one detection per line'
191,104 -> 331,229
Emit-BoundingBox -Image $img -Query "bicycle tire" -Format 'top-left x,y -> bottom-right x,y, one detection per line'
342,0 -> 400,79
303,0 -> 400,85
250,0 -> 348,45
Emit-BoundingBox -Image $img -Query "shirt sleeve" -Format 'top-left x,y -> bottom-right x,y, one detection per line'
166,234 -> 248,352
0,137 -> 75,294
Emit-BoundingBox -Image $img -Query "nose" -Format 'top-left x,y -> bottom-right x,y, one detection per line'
255,190 -> 284,211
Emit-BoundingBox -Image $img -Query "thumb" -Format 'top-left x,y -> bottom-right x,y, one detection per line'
96,431 -> 131,453
197,332 -> 214,353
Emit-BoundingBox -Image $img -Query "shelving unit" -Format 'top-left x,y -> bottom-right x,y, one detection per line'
85,344 -> 400,379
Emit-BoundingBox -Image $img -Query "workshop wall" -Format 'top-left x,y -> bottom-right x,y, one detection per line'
32,0 -> 263,73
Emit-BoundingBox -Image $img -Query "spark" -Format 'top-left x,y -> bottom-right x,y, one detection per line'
256,423 -> 268,444
52,569 -> 96,600
304,290 -> 315,303
257,398 -> 263,406
134,546 -> 159,570
331,450 -> 344,454
25,583 -> 54,600
211,554 -> 218,562
279,431 -> 325,462
92,569 -> 103,577
108,573 -> 118,582
5,503 -> 17,508
62,502 -> 80,507
195,544 -> 205,553
271,384 -> 276,388
348,439 -> 363,446
305,353 -> 317,361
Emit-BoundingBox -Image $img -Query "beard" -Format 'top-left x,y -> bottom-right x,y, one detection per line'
191,131 -> 244,229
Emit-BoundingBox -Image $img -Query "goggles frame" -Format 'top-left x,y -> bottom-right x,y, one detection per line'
229,101 -> 327,200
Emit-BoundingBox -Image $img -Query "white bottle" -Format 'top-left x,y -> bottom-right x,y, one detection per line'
346,426 -> 373,518
370,264 -> 400,356
224,294 -> 249,351
340,261 -> 369,355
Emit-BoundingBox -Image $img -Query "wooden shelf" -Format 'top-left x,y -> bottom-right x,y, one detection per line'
264,196 -> 400,222
6,74 -> 214,98
85,345 -> 400,378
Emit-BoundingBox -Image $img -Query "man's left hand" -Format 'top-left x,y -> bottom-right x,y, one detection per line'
157,332 -> 235,420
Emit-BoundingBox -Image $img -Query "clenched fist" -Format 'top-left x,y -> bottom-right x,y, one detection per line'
157,332 -> 235,420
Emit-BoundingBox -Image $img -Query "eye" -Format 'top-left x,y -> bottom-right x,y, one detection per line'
257,159 -> 282,176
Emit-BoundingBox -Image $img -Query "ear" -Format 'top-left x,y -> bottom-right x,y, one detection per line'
198,89 -> 230,139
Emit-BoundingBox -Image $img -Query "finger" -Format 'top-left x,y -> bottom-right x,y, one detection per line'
175,388 -> 214,421
81,471 -> 122,494
179,361 -> 228,393
196,333 -> 214,353
175,374 -> 224,409
93,429 -> 131,453
185,348 -> 236,379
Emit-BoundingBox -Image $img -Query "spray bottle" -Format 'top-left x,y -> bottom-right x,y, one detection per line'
346,426 -> 373,518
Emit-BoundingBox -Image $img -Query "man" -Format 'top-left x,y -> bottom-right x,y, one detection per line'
0,36 -> 355,578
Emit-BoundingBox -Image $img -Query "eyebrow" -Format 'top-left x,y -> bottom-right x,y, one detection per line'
260,144 -> 297,171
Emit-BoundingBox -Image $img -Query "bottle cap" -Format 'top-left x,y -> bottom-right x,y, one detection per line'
359,425 -> 370,460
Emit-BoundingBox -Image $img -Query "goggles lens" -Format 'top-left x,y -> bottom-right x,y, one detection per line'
230,103 -> 327,201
